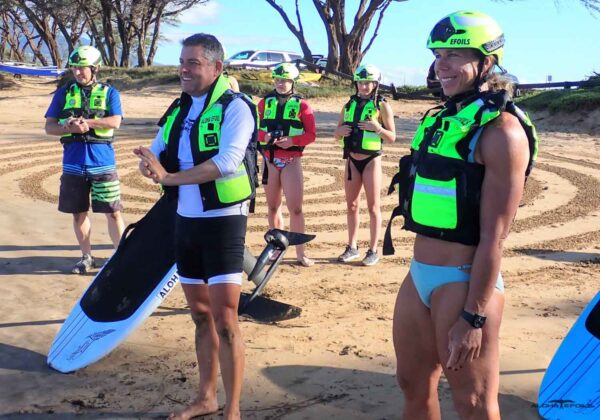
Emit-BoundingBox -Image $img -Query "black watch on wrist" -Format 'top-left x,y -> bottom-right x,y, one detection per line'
461,310 -> 487,328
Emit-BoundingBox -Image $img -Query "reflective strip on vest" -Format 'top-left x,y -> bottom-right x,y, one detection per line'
215,163 -> 252,204
412,175 -> 458,229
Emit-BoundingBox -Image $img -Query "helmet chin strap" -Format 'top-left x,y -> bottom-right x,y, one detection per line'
447,57 -> 487,105
75,70 -> 97,88
275,91 -> 293,99
74,66 -> 98,88
474,58 -> 487,91
354,81 -> 378,100
275,84 -> 295,98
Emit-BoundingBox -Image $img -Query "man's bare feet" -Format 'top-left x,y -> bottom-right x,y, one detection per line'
297,255 -> 314,267
168,397 -> 219,420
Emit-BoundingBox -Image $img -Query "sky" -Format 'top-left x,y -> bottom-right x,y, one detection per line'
154,0 -> 600,86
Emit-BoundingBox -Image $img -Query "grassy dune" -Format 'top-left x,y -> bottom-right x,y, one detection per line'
5,65 -> 598,113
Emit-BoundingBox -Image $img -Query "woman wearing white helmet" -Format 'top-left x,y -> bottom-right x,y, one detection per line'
258,62 -> 316,266
386,11 -> 539,418
334,64 -> 396,266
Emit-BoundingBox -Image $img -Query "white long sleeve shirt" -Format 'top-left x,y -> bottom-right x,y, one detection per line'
150,94 -> 255,218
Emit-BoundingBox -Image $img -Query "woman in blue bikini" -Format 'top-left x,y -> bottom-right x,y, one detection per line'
258,63 -> 316,266
388,11 -> 538,419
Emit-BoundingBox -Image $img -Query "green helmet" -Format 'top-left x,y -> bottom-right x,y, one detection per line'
68,46 -> 102,67
427,11 -> 505,65
354,64 -> 381,82
271,63 -> 300,80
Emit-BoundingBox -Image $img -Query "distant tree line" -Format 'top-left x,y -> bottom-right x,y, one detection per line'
0,0 -> 209,67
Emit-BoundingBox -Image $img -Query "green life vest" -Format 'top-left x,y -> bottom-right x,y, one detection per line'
159,74 -> 259,211
258,92 -> 305,153
59,82 -> 114,144
383,90 -> 539,253
341,95 -> 384,156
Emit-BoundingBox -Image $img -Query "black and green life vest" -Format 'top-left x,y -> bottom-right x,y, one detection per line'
258,91 -> 305,155
341,95 -> 385,157
158,74 -> 259,211
383,90 -> 539,253
59,82 -> 115,144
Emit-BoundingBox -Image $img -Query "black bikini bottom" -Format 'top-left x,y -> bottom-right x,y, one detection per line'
347,155 -> 378,181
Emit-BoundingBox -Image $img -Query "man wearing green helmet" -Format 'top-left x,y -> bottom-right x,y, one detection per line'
44,45 -> 125,275
258,62 -> 316,266
335,63 -> 396,266
385,11 -> 539,419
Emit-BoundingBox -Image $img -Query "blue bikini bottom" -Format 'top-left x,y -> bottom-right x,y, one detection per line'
409,259 -> 504,308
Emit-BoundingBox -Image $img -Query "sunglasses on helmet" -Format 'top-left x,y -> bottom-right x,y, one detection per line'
358,68 -> 372,79
430,17 -> 457,43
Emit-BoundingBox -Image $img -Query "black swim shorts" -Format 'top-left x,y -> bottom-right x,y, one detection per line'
174,214 -> 247,285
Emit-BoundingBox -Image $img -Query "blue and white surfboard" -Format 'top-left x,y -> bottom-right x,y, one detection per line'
48,197 -> 178,373
47,266 -> 178,373
0,62 -> 66,77
538,291 -> 600,419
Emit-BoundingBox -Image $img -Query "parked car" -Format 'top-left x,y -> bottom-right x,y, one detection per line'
225,50 -> 302,70
311,54 -> 324,63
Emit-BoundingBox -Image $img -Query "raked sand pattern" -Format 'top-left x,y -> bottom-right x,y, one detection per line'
0,78 -> 599,418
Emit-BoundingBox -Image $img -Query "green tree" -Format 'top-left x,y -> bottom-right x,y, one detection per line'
266,0 -> 407,75
0,0 -> 211,67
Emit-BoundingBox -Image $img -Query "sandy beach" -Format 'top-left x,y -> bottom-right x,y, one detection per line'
1,77 -> 599,419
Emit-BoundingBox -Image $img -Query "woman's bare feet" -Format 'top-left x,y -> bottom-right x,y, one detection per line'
223,407 -> 241,420
168,397 -> 219,420
297,255 -> 314,267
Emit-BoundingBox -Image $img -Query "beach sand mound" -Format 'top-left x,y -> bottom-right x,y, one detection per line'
0,73 -> 18,89
531,108 -> 600,135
